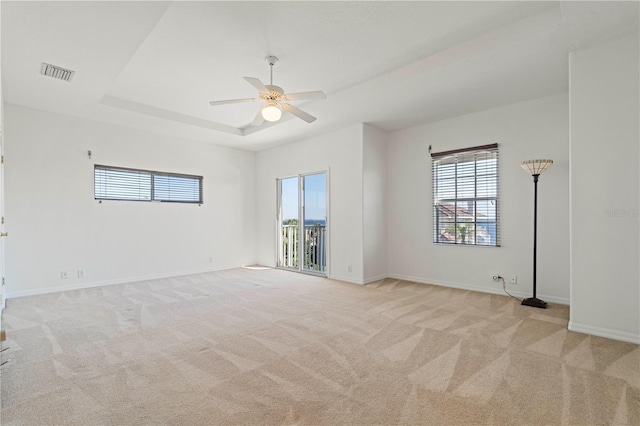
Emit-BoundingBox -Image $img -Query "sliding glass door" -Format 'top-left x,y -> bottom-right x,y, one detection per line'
279,177 -> 300,269
277,172 -> 327,275
302,173 -> 327,273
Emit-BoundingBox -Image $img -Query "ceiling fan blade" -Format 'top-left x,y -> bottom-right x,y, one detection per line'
281,103 -> 316,123
243,77 -> 269,93
283,91 -> 326,101
209,98 -> 260,106
251,108 -> 265,126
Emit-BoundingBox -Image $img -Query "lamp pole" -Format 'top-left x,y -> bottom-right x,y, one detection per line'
521,174 -> 547,308
520,159 -> 553,309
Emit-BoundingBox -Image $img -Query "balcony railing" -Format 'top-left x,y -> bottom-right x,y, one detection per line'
281,224 -> 326,273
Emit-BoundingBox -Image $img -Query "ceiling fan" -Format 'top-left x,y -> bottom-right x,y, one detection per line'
209,56 -> 326,126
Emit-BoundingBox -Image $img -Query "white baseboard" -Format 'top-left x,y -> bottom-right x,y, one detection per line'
568,321 -> 640,345
363,274 -> 388,284
331,274 -> 388,285
6,264 -> 240,299
328,274 -> 365,285
387,273 -> 570,305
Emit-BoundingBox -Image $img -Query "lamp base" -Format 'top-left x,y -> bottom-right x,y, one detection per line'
521,297 -> 547,309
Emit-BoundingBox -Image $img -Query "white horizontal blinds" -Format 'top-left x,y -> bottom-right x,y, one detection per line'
94,166 -> 152,201
153,173 -> 202,203
94,165 -> 202,204
432,143 -> 499,246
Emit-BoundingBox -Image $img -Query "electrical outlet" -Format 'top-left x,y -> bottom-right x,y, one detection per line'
208,257 -> 213,264
492,275 -> 501,281
510,275 -> 517,284
77,270 -> 85,279
348,265 -> 352,273
60,271 -> 68,279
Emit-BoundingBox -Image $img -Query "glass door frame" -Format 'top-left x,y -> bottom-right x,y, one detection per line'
276,170 -> 329,277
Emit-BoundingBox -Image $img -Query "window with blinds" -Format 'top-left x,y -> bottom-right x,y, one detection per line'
94,165 -> 203,204
431,143 -> 499,246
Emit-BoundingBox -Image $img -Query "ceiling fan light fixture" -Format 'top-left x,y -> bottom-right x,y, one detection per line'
262,104 -> 282,122
209,55 -> 325,125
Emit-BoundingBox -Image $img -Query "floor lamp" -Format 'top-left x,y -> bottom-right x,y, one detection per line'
520,159 -> 553,309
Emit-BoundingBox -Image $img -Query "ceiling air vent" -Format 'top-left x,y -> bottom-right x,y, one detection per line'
40,63 -> 75,82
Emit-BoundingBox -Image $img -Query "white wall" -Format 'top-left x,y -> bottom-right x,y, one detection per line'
387,93 -> 570,303
0,7 -> 4,315
4,105 -> 256,297
569,33 -> 640,344
255,125 -> 364,283
363,124 -> 388,283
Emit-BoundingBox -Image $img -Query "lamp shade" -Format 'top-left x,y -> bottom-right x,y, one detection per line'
521,159 -> 553,176
262,104 -> 282,122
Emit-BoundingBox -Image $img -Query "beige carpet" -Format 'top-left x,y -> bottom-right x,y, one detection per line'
0,267 -> 638,425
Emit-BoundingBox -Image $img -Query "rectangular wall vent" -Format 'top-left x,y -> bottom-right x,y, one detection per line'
40,63 -> 75,82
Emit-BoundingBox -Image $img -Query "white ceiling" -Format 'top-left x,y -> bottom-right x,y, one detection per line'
2,1 -> 638,151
